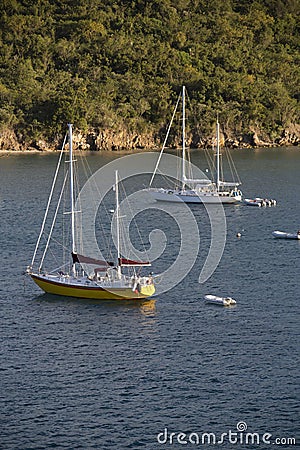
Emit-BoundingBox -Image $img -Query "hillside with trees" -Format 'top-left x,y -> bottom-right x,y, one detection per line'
0,0 -> 299,150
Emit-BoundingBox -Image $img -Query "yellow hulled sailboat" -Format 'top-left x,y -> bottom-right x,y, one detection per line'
27,124 -> 155,300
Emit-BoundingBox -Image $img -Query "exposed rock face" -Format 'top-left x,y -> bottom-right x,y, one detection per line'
92,128 -> 157,151
276,124 -> 300,146
0,129 -> 23,151
0,124 -> 299,152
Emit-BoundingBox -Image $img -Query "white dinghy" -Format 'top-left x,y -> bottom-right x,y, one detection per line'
244,198 -> 276,207
272,230 -> 300,240
204,294 -> 237,306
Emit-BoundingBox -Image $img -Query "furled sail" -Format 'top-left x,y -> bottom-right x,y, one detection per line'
218,181 -> 240,187
72,252 -> 114,266
118,258 -> 151,267
183,176 -> 212,185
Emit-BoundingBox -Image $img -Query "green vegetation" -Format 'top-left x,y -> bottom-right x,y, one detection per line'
0,0 -> 299,145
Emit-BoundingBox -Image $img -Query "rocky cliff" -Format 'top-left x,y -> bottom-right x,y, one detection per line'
0,124 -> 299,152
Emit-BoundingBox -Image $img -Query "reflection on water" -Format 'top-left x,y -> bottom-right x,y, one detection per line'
139,298 -> 156,316
139,299 -> 157,331
33,292 -> 156,312
32,292 -> 157,329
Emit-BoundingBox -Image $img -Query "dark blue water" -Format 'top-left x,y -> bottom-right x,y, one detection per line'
0,148 -> 299,449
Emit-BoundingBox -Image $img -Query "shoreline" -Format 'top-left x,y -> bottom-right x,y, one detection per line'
0,144 -> 299,156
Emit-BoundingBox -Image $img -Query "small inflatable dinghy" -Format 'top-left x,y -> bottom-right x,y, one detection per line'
244,198 -> 276,207
272,230 -> 300,240
204,294 -> 237,306
244,198 -> 262,207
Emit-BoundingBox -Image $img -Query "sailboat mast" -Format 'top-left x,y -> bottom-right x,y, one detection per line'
115,170 -> 122,278
182,85 -> 186,190
216,119 -> 220,191
68,123 -> 76,274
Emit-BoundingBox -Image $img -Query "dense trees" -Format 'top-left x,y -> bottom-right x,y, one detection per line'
0,0 -> 299,146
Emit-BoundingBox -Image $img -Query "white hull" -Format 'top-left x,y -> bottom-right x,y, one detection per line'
244,198 -> 262,207
149,188 -> 241,204
272,231 -> 300,240
204,294 -> 236,306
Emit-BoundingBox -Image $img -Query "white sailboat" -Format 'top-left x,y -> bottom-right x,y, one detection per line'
27,124 -> 155,300
148,86 -> 242,204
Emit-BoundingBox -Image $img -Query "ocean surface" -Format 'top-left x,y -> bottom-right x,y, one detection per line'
0,147 -> 299,449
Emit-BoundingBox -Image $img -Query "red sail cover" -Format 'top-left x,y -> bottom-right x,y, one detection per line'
118,257 -> 151,267
72,253 -> 114,266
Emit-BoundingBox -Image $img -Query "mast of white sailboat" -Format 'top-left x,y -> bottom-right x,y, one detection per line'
115,170 -> 122,279
182,85 -> 186,190
68,123 -> 76,275
216,118 -> 220,191
149,94 -> 180,187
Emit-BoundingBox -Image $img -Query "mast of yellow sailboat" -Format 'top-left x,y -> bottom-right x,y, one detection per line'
115,170 -> 122,279
216,117 -> 220,192
182,85 -> 186,191
68,123 -> 76,276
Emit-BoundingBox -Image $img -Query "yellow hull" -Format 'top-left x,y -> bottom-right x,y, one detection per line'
31,274 -> 155,300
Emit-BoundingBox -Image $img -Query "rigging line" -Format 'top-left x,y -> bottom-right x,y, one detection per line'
39,171 -> 68,271
73,156 -> 112,276
44,246 -> 62,272
63,158 -> 69,269
184,91 -> 191,181
78,149 -> 115,261
226,147 -> 241,184
115,170 -> 121,278
73,157 -> 84,254
49,262 -> 71,274
204,147 -> 215,179
119,180 -> 150,263
165,167 -> 184,188
220,152 -> 224,182
224,147 -> 233,182
185,90 -> 197,182
224,148 -> 233,181
30,133 -> 67,267
152,168 -> 176,189
218,137 -> 224,182
176,140 -> 180,188
41,232 -> 72,254
36,229 -> 66,272
149,93 -> 181,187
187,149 -> 193,180
208,145 -> 217,183
118,183 -> 136,262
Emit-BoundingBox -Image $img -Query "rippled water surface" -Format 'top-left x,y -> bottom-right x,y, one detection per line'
0,148 -> 299,449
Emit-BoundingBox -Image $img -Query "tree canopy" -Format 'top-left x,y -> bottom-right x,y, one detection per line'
0,0 -> 299,145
